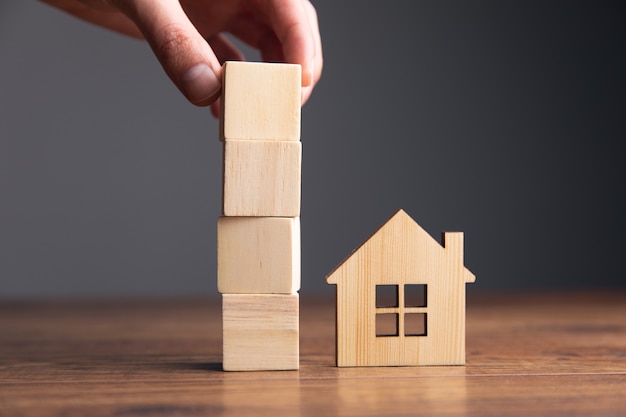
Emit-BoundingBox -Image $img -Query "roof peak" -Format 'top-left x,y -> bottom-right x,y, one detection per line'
326,209 -> 475,285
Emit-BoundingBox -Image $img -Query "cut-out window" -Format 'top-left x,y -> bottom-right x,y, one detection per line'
405,284 -> 427,307
405,313 -> 427,336
376,313 -> 399,337
375,284 -> 428,338
376,285 -> 398,308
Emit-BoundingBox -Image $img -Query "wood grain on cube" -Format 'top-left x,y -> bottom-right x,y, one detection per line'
220,61 -> 301,141
223,140 -> 301,217
218,216 -> 300,294
222,294 -> 299,371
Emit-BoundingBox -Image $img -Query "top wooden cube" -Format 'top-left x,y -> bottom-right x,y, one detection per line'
220,61 -> 301,141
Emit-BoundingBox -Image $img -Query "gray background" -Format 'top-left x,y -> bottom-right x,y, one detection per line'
1,1 -> 625,298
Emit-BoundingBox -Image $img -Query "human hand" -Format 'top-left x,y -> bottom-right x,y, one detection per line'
41,0 -> 323,116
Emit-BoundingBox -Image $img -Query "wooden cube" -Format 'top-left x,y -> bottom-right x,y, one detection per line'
222,294 -> 299,371
223,140 -> 301,217
220,61 -> 301,141
217,217 -> 300,294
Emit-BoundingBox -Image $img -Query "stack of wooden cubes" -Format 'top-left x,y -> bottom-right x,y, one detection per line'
217,61 -> 302,371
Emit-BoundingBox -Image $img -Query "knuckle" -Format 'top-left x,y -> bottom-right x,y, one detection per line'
154,23 -> 193,66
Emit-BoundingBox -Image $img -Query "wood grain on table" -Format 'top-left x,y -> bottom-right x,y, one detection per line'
1,292 -> 625,416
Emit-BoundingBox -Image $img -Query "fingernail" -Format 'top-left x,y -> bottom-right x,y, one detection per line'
181,64 -> 220,104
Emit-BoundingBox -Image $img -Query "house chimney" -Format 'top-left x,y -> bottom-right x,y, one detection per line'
442,232 -> 475,283
442,231 -> 464,265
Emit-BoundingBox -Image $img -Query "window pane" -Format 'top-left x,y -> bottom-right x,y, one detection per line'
405,284 -> 427,307
376,285 -> 398,308
405,313 -> 427,336
376,313 -> 399,337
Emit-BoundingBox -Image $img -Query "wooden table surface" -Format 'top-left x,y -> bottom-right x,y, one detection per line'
1,292 -> 625,416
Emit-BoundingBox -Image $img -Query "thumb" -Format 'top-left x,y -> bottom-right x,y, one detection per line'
114,0 -> 222,106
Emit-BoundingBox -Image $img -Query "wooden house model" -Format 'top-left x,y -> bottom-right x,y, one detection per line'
326,209 -> 476,367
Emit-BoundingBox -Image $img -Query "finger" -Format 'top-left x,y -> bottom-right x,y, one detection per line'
208,34 -> 245,64
112,0 -> 222,106
41,0 -> 144,39
222,17 -> 286,63
301,85 -> 312,106
211,99 -> 220,119
258,31 -> 285,63
301,0 -> 322,105
207,35 -> 243,119
304,1 -> 323,86
223,16 -> 275,51
264,0 -> 316,86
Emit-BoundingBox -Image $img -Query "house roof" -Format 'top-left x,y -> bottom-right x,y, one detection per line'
326,209 -> 475,285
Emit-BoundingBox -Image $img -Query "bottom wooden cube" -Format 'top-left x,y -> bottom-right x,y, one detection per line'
222,294 -> 299,371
